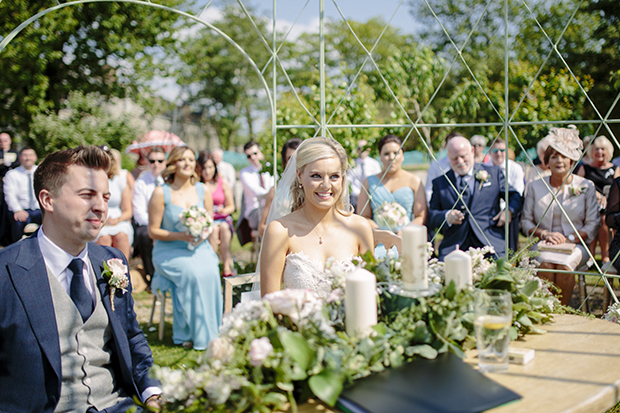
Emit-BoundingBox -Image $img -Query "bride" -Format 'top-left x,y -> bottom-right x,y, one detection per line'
260,137 -> 374,297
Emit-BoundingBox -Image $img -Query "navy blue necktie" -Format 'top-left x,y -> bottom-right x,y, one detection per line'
69,259 -> 93,322
458,176 -> 471,207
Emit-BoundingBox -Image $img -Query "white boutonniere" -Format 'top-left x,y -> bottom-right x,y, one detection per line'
102,258 -> 129,311
569,185 -> 587,198
475,170 -> 490,190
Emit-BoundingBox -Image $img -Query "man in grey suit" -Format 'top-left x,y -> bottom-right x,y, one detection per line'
0,146 -> 163,412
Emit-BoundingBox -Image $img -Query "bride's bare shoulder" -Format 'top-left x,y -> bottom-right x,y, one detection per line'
342,212 -> 372,231
270,209 -> 304,230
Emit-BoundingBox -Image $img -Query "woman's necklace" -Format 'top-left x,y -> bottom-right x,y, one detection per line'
302,208 -> 328,244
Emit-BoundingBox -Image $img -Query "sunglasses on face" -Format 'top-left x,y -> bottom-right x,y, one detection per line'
246,152 -> 259,159
491,148 -> 506,154
149,159 -> 165,164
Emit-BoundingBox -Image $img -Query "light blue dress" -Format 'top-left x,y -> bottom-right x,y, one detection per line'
151,183 -> 222,350
367,175 -> 415,257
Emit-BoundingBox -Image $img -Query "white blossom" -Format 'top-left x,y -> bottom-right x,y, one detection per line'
249,337 -> 273,367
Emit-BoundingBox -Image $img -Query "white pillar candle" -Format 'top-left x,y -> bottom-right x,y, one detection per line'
401,224 -> 428,290
345,268 -> 378,338
444,248 -> 472,290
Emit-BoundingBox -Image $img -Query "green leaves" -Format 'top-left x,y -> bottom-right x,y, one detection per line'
308,370 -> 344,407
279,331 -> 315,379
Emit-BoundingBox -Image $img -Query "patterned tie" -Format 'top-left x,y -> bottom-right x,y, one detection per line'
69,259 -> 93,322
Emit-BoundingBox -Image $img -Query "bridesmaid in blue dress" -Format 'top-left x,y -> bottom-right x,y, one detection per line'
148,146 -> 222,350
357,135 -> 427,254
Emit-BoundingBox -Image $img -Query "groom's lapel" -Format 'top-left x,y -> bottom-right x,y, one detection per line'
8,235 -> 61,379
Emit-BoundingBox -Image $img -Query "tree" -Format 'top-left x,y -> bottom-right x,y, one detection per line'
0,0 -> 185,134
28,91 -> 137,156
176,4 -> 278,149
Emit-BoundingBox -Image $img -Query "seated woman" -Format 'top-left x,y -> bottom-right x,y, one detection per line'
577,135 -> 620,264
357,135 -> 427,256
148,146 -> 222,350
521,127 -> 599,306
197,150 -> 235,277
97,147 -> 134,260
260,137 -> 374,298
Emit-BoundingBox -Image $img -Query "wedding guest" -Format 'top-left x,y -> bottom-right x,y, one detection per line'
524,136 -> 552,186
348,139 -> 382,210
258,138 -> 302,236
3,147 -> 41,243
212,148 -> 236,188
149,146 -> 222,350
424,131 -> 464,205
576,135 -> 620,264
485,139 -> 525,251
238,141 -> 273,243
0,132 -> 19,246
132,146 -> 166,287
197,150 -> 235,278
358,134 -> 427,231
428,136 -> 522,260
260,137 -> 374,298
606,177 -> 620,268
0,145 -> 163,412
96,147 -> 134,260
471,134 -> 490,164
522,127 -> 599,306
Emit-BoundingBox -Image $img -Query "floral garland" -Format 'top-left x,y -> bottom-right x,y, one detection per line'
149,245 -> 559,412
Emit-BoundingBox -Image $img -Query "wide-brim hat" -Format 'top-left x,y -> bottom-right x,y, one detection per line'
545,126 -> 583,162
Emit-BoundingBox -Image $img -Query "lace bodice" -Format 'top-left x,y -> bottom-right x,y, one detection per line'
282,252 -> 357,298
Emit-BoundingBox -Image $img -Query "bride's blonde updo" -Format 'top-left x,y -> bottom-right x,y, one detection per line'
290,137 -> 352,215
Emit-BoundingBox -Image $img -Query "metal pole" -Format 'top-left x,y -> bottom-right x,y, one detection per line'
504,0 -> 510,254
272,0 -> 278,185
319,0 -> 326,136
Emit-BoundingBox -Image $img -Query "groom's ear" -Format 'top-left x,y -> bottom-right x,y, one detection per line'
39,189 -> 54,213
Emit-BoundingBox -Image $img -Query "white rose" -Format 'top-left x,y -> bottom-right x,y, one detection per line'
206,337 -> 235,363
249,337 -> 273,367
107,258 -> 127,278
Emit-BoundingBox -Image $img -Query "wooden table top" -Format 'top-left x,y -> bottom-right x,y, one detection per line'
295,314 -> 620,413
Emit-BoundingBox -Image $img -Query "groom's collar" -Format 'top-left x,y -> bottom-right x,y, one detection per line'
37,228 -> 89,278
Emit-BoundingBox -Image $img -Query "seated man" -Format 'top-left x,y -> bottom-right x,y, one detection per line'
347,139 -> 382,210
238,141 -> 273,240
132,146 -> 166,287
212,148 -> 236,188
0,145 -> 163,412
428,137 -> 523,260
3,147 -> 42,243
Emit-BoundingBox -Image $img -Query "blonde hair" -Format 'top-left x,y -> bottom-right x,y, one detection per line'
290,137 -> 351,216
162,146 -> 198,184
107,148 -> 122,178
588,135 -> 614,163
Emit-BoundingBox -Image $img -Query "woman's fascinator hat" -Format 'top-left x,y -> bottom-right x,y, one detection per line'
545,125 -> 583,162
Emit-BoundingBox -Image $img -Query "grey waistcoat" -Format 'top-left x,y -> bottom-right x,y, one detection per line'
47,269 -> 126,413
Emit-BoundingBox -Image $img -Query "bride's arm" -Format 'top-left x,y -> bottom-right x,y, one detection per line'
353,215 -> 375,256
260,220 -> 289,296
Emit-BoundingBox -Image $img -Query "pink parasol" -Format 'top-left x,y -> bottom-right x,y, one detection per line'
125,130 -> 185,155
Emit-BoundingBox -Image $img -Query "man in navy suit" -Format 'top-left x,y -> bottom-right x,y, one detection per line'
0,146 -> 163,412
428,136 -> 523,260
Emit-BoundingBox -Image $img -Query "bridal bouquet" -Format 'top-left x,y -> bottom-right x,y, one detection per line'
374,201 -> 410,232
178,206 -> 213,250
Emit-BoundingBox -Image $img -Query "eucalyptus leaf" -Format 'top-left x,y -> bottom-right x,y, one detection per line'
308,370 -> 344,406
276,382 -> 294,392
280,331 -> 316,371
518,314 -> 533,327
522,279 -> 540,297
406,344 -> 438,359
509,326 -> 518,341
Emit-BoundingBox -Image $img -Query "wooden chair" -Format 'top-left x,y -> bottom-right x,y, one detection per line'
223,272 -> 258,313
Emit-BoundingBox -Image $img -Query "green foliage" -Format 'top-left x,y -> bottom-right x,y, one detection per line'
0,0 -> 184,134
28,91 -> 137,156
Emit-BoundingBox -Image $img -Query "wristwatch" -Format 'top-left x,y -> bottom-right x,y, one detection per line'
568,234 -> 576,242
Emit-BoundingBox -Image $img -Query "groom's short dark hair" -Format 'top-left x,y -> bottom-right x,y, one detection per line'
34,145 -> 111,210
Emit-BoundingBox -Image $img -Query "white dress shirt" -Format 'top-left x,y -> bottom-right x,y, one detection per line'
425,156 -> 451,205
132,171 -> 164,226
4,165 -> 39,212
217,161 -> 237,188
38,227 -> 96,305
348,156 -> 382,197
485,159 -> 525,195
239,164 -> 273,218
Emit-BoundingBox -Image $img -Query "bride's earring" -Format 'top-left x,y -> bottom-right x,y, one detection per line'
299,183 -> 303,189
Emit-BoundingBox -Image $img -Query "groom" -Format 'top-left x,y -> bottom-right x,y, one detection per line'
0,146 -> 162,412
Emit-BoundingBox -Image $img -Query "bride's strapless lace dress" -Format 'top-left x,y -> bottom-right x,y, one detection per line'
282,252 -> 357,298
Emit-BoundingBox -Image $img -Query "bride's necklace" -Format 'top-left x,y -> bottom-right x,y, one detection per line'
302,208 -> 328,244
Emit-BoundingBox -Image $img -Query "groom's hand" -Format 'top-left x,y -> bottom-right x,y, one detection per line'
493,209 -> 512,227
145,394 -> 165,411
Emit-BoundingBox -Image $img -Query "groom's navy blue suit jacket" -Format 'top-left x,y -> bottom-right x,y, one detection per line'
428,163 -> 523,260
0,233 -> 159,412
